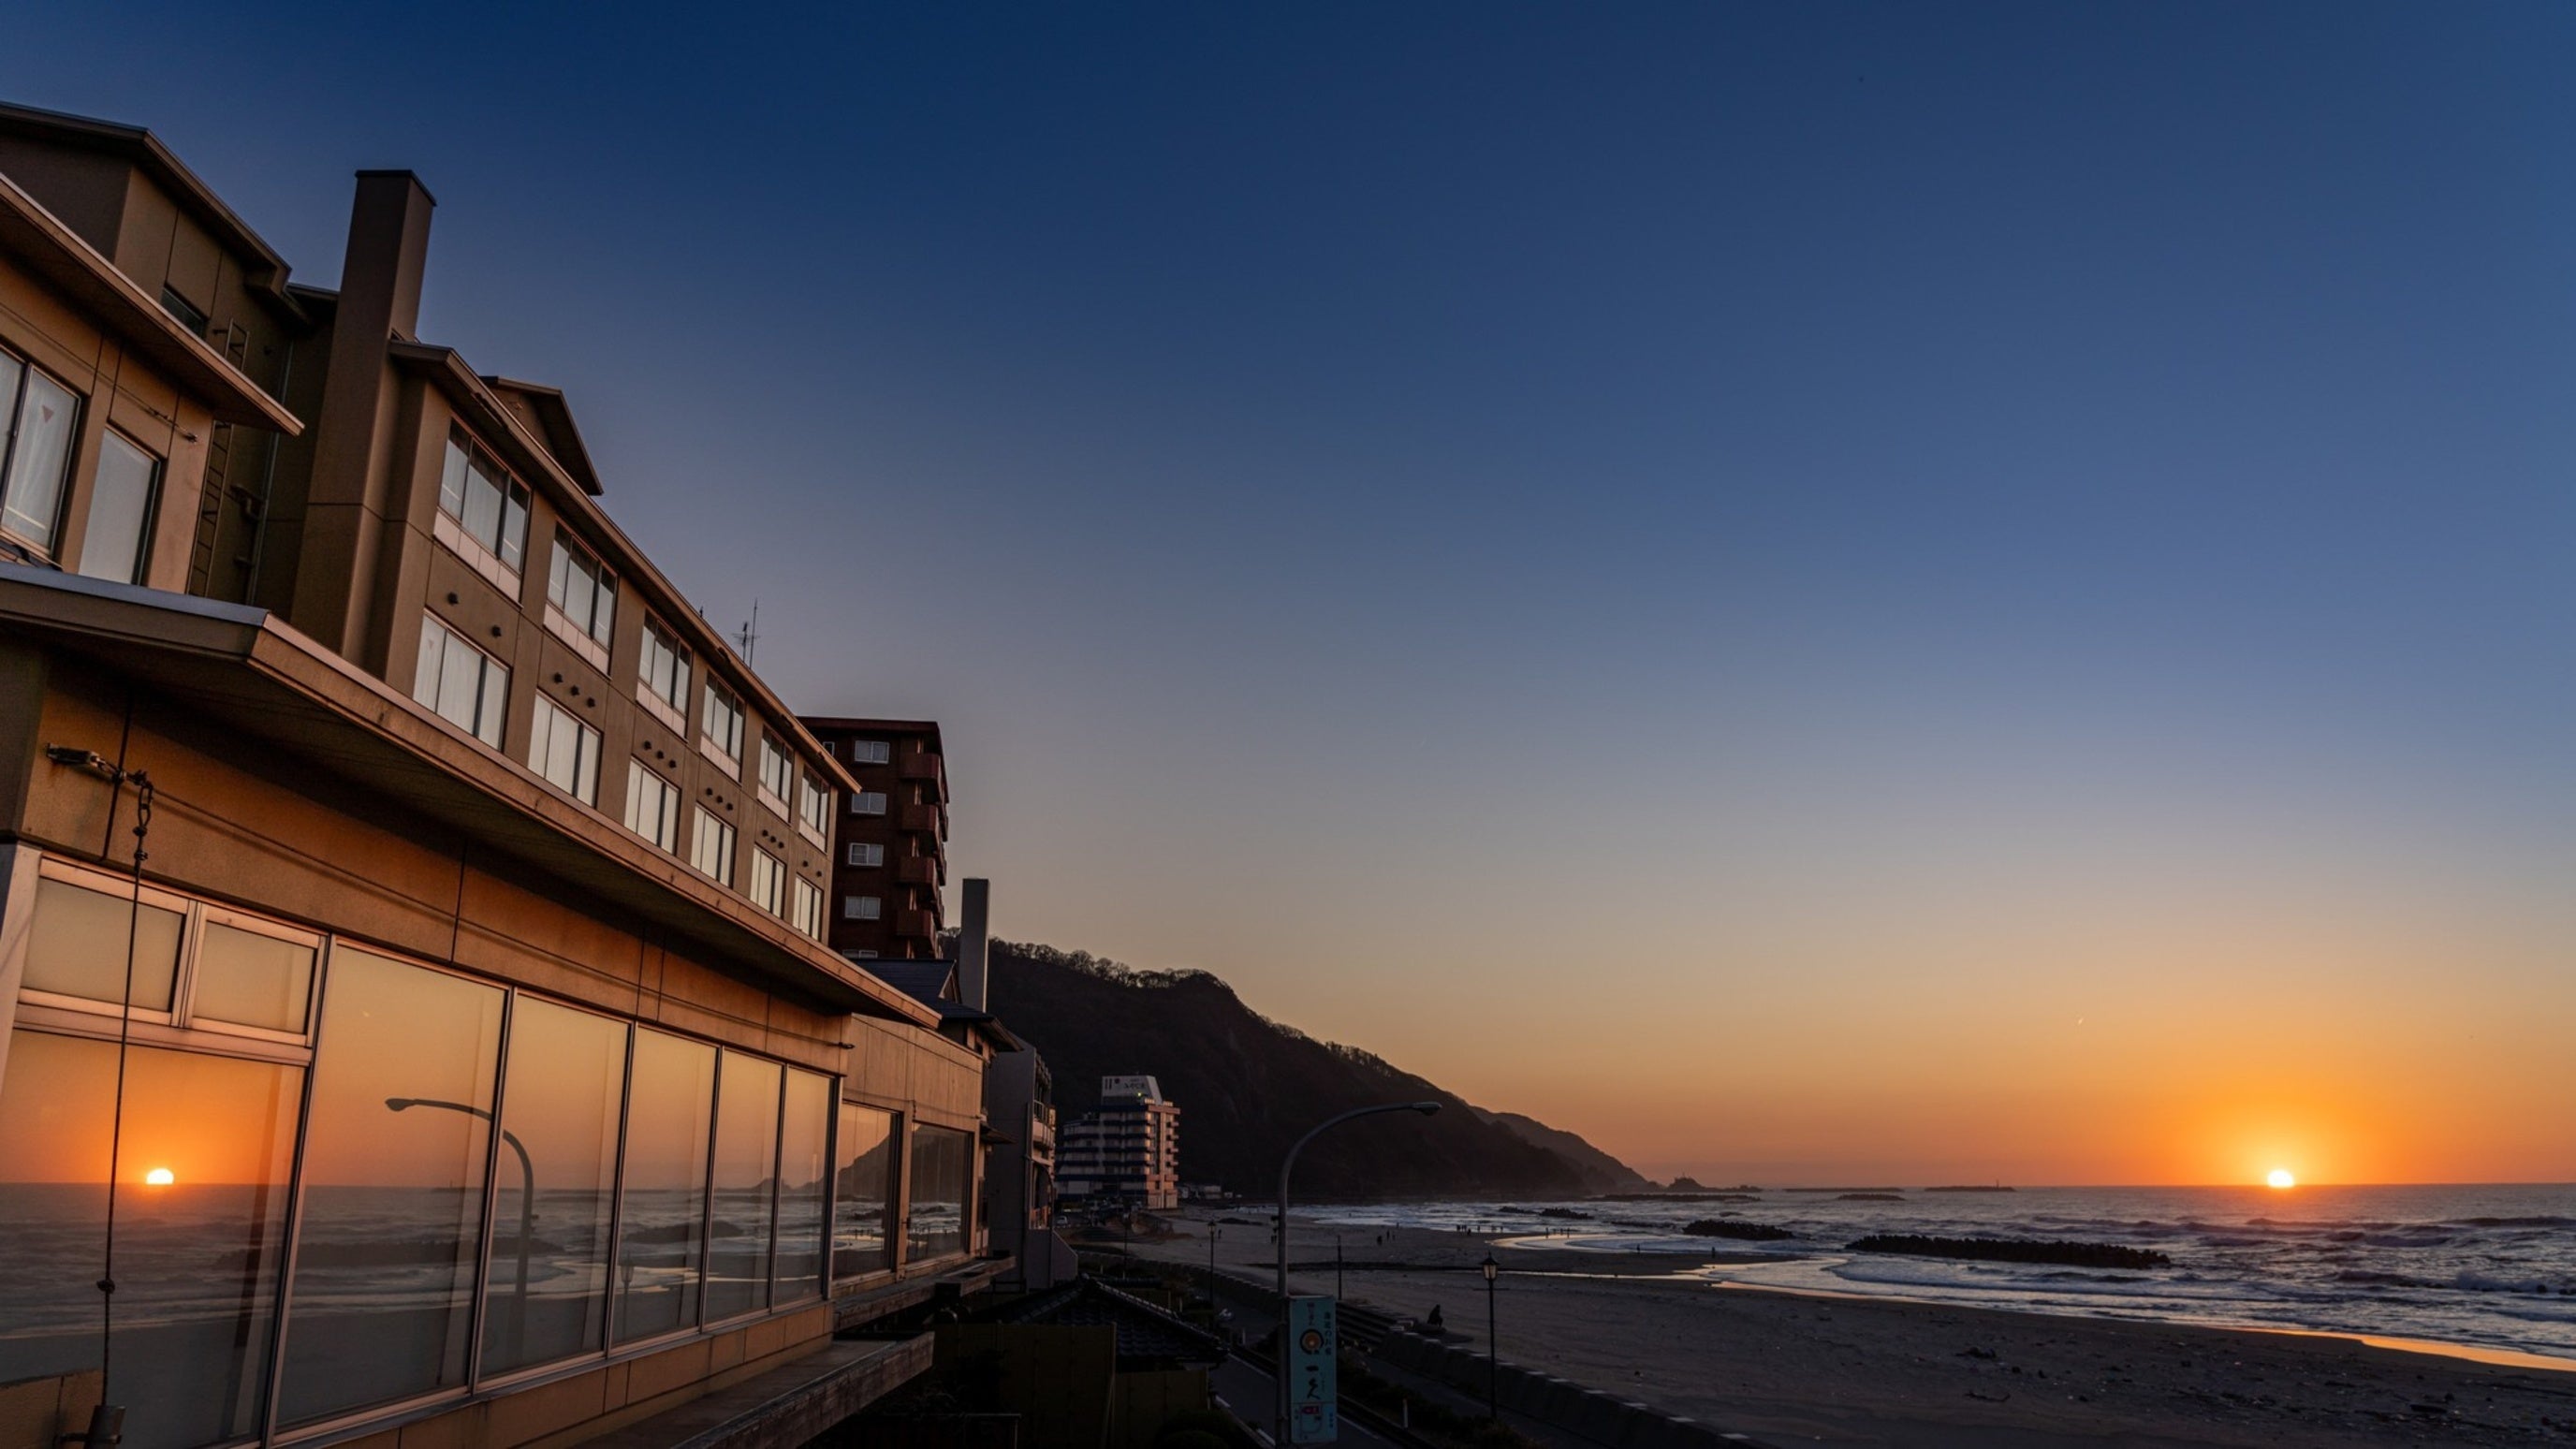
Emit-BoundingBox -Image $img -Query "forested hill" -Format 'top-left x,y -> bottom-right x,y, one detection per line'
985,939 -> 1648,1201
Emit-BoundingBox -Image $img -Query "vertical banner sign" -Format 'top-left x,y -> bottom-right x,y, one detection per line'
1288,1295 -> 1339,1442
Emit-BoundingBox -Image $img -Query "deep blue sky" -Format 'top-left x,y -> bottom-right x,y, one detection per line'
13,4 -> 2574,1180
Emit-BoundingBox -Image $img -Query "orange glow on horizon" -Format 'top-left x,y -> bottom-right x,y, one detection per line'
2266,1167 -> 2295,1189
143,1166 -> 176,1186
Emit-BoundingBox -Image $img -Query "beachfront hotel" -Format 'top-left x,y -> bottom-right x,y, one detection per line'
1057,1076 -> 1181,1209
0,102 -> 996,1448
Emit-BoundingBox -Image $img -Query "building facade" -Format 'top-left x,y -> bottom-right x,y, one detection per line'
1058,1076 -> 1181,1210
0,103 -> 989,1449
796,717 -> 946,960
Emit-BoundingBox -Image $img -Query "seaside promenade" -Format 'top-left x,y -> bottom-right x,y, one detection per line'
1135,1211 -> 2576,1448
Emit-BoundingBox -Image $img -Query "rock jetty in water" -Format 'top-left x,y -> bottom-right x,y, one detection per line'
1685,1218 -> 1796,1241
1846,1234 -> 2171,1269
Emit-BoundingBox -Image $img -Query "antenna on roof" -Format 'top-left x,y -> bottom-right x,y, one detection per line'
737,600 -> 760,666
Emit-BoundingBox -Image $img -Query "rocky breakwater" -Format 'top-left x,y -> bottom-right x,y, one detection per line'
1847,1234 -> 2172,1270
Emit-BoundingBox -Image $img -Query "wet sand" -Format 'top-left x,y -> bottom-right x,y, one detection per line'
1143,1212 -> 2576,1447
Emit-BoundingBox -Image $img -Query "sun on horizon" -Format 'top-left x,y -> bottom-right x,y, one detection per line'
2266,1168 -> 2296,1189
144,1167 -> 175,1186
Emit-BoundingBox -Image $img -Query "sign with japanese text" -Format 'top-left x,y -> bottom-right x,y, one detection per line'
1287,1295 -> 1338,1442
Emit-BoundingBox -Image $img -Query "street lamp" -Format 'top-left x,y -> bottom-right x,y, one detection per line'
388,1097 -> 534,1361
1208,1223 -> 1222,1288
1481,1252 -> 1500,1419
1276,1101 -> 1441,1447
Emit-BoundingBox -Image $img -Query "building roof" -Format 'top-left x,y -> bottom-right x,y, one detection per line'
799,717 -> 944,754
988,1278 -> 1227,1369
0,170 -> 301,432
0,564 -> 936,1028
0,102 -> 300,315
868,959 -> 957,1003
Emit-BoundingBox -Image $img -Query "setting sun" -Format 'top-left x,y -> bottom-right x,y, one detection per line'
143,1167 -> 175,1186
2266,1168 -> 2295,1189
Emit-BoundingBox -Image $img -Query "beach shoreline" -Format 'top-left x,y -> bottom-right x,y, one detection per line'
1134,1210 -> 2576,1447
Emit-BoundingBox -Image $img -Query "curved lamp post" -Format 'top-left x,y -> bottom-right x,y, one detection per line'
1480,1252 -> 1500,1418
1275,1101 -> 1441,1446
388,1096 -> 534,1361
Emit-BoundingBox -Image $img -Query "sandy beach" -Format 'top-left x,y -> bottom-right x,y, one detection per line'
1131,1212 -> 2576,1447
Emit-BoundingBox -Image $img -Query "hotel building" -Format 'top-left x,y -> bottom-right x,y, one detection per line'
0,103 -> 989,1449
794,718 -> 946,961
1057,1076 -> 1181,1210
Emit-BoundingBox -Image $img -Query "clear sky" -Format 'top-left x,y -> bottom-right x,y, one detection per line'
12,3 -> 2574,1186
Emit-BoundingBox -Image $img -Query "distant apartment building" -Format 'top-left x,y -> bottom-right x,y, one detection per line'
1060,1076 -> 1182,1209
798,717 -> 946,959
0,102 -> 990,1449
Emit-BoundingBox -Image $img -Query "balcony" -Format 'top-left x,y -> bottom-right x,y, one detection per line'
897,908 -> 940,939
896,751 -> 944,794
898,855 -> 937,886
899,803 -> 944,836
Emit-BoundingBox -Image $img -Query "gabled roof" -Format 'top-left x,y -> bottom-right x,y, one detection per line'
0,101 -> 300,315
0,170 -> 300,432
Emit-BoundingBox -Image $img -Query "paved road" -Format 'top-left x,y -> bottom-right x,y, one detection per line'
1213,1354 -> 1408,1449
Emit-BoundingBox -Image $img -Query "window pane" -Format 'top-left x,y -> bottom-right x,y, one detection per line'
439,435 -> 469,520
482,999 -> 626,1376
193,920 -> 315,1032
703,1053 -> 781,1322
0,1031 -> 301,1449
462,457 -> 503,549
276,948 -> 504,1426
472,653 -> 508,748
77,432 -> 158,584
832,1105 -> 895,1279
2,370 -> 79,549
615,1030 -> 713,1342
906,1125 -> 971,1262
23,876 -> 183,1011
773,1072 -> 830,1302
436,631 -> 481,733
498,486 -> 528,574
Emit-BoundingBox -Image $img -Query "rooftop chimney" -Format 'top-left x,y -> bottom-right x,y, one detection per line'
958,878 -> 990,1012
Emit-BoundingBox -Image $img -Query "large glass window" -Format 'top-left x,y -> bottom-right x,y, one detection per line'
0,1030 -> 303,1449
414,614 -> 509,747
193,913 -> 317,1034
0,358 -> 79,552
529,696 -> 602,805
545,534 -> 617,655
435,429 -> 531,578
624,762 -> 681,853
757,737 -> 794,810
749,850 -> 785,917
849,791 -> 887,816
849,739 -> 890,766
277,948 -> 505,1427
906,1124 -> 972,1262
846,842 -> 883,869
614,1030 -> 714,1343
773,1072 -> 831,1302
78,432 -> 160,584
702,681 -> 744,769
832,1105 -> 896,1278
704,1053 -> 782,1322
798,773 -> 831,839
22,874 -> 184,1012
639,616 -> 691,724
482,998 -> 626,1377
689,807 -> 735,886
791,878 -> 825,941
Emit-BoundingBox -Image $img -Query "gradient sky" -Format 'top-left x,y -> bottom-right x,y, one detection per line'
12,3 -> 2575,1186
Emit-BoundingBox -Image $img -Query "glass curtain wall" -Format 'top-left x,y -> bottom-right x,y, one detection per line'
480,998 -> 628,1376
276,949 -> 505,1427
772,1071 -> 831,1301
704,1053 -> 783,1322
0,1031 -> 301,1449
614,1030 -> 716,1342
906,1125 -> 972,1262
832,1105 -> 896,1278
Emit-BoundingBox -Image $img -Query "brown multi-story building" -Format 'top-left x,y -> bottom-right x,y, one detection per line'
796,717 -> 947,960
0,102 -> 994,1449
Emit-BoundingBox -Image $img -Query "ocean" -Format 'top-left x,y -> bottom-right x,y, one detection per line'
1307,1182 -> 2576,1364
